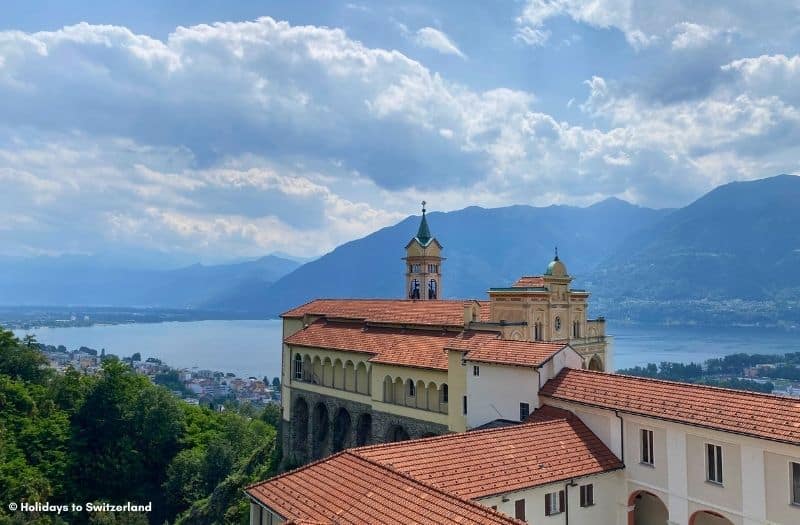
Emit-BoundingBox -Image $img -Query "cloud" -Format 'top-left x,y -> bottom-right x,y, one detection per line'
1,16 -> 800,259
516,0 -> 798,51
413,27 -> 465,58
671,22 -> 721,50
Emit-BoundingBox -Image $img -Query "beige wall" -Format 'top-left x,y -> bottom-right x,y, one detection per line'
447,349 -> 468,432
477,471 -> 625,524
686,434 -> 743,514
624,421 -> 669,490
764,451 -> 800,524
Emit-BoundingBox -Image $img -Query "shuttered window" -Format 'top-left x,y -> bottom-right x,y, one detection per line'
544,490 -> 564,516
579,484 -> 594,507
514,499 -> 525,520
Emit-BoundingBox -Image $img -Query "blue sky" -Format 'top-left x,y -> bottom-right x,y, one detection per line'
1,1 -> 799,263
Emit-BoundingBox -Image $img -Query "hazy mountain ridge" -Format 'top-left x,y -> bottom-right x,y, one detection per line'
0,254 -> 299,308
208,199 -> 672,316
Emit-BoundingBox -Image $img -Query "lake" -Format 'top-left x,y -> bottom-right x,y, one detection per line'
14,320 -> 800,378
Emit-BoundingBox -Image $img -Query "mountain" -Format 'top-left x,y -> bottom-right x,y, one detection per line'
208,199 -> 671,316
0,254 -> 299,308
588,174 -> 800,322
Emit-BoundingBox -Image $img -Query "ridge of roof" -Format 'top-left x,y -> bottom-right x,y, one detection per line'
352,416 -> 579,454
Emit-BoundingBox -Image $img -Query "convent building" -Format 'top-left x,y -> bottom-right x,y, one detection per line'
246,206 -> 800,525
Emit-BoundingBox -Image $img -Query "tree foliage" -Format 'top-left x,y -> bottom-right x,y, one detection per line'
0,327 -> 279,525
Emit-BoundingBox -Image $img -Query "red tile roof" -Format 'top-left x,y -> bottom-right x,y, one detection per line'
512,276 -> 545,287
282,298 -> 490,327
449,338 -> 567,368
355,416 -> 623,499
541,368 -> 800,445
246,451 -> 523,525
285,321 -> 492,370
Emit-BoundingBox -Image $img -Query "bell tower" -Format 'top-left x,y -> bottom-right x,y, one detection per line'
403,202 -> 443,300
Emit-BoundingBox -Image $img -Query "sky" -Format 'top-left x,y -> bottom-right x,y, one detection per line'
1,1 -> 800,264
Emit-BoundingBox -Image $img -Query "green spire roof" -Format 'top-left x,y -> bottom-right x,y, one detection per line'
415,202 -> 432,245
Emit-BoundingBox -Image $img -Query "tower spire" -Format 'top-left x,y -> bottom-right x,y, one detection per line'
415,201 -> 432,245
554,246 -> 559,261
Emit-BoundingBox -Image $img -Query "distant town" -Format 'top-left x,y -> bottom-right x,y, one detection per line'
34,340 -> 280,408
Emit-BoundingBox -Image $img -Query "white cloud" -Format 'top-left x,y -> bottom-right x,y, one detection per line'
414,27 -> 465,58
516,0 -> 797,51
1,17 -> 800,259
671,22 -> 721,50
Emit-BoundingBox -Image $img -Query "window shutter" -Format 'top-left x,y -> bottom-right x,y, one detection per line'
545,493 -> 551,516
579,486 -> 585,507
587,484 -> 593,505
559,490 -> 565,512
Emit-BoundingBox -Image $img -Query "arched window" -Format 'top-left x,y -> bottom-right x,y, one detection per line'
409,279 -> 420,299
293,353 -> 303,380
440,384 -> 449,403
407,379 -> 416,397
428,279 -> 437,299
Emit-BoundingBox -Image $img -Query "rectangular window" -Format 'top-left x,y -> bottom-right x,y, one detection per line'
519,402 -> 530,421
473,365 -> 480,376
706,443 -> 723,484
544,491 -> 564,516
792,462 -> 800,505
579,484 -> 594,507
462,395 -> 468,415
514,499 -> 525,520
640,429 -> 654,465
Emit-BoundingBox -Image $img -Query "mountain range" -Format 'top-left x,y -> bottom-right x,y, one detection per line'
3,174 -> 799,325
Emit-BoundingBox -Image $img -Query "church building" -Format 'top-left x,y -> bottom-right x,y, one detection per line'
247,206 -> 800,525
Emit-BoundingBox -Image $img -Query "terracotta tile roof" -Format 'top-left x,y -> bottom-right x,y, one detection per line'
355,416 -> 623,499
285,321 -> 504,371
246,452 -> 522,525
540,369 -> 800,445
512,276 -> 545,287
282,298 -> 490,327
450,338 -> 568,368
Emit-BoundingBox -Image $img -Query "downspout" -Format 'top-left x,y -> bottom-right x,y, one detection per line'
564,479 -> 577,524
615,410 -> 625,464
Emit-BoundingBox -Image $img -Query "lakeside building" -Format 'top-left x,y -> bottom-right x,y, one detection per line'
248,206 -> 800,524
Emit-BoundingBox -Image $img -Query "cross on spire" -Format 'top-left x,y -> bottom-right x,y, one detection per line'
554,246 -> 559,261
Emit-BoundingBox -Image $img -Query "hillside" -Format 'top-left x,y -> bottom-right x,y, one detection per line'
0,254 -> 299,308
588,174 -> 800,323
207,199 -> 671,316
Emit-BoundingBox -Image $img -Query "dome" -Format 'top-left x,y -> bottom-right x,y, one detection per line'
545,257 -> 567,277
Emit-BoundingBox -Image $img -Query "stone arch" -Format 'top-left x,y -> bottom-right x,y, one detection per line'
332,407 -> 352,453
405,378 -> 416,407
292,397 -> 309,453
386,424 -> 410,443
302,354 -> 312,380
333,358 -> 344,389
322,357 -> 333,387
382,375 -> 394,403
356,413 -> 372,446
311,402 -> 330,459
293,353 -> 303,380
510,329 -> 523,341
689,511 -> 734,525
588,355 -> 603,372
628,491 -> 668,525
426,382 -> 439,411
312,356 -> 322,384
415,380 -> 428,410
344,360 -> 355,391
355,362 -> 369,394
440,383 -> 449,410
393,377 -> 404,404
